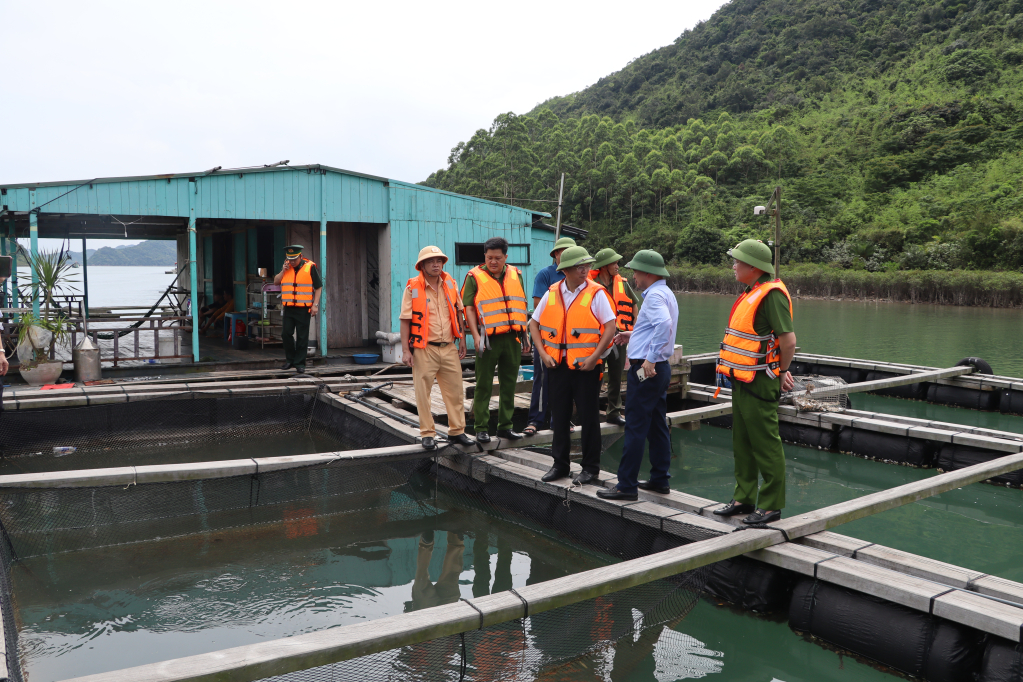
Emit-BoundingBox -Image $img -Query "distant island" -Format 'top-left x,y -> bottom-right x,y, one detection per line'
16,240 -> 176,266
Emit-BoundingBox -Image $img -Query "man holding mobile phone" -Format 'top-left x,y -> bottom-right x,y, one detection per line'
598,250 -> 678,501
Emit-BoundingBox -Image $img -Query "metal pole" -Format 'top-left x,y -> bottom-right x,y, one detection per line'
773,186 -> 781,279
0,216 -> 7,309
553,173 -> 565,241
188,180 -> 200,363
319,169 -> 328,358
29,190 -> 39,318
82,236 -> 90,324
10,222 -> 19,323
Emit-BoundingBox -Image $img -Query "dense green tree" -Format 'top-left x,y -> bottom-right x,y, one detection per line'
423,0 -> 1023,270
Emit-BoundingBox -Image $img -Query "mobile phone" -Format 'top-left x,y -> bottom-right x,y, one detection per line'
636,366 -> 647,382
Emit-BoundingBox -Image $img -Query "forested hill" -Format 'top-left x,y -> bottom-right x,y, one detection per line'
423,0 -> 1023,272
69,240 -> 176,266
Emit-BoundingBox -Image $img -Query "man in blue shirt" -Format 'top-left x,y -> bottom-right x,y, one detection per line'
524,236 -> 576,435
598,250 -> 679,501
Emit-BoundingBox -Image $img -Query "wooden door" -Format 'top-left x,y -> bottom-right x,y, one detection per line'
326,223 -> 368,348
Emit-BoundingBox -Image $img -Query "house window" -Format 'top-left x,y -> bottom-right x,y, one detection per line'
455,243 -> 530,266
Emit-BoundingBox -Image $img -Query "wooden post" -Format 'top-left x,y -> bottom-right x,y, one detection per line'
188,181 -> 200,363
29,189 -> 39,318
319,169 -> 328,357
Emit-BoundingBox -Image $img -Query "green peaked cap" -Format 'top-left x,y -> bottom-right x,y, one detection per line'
550,236 -> 577,257
727,239 -> 774,275
284,244 -> 305,259
625,249 -> 669,277
557,245 -> 595,271
592,248 -> 623,269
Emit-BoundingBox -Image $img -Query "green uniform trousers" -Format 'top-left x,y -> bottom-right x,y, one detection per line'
602,345 -> 626,419
282,306 -> 311,367
472,332 -> 522,432
731,375 -> 786,511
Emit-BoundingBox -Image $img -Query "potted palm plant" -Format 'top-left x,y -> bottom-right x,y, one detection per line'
16,245 -> 79,385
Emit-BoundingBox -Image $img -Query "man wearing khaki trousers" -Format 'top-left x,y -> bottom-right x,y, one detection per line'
400,246 -> 476,450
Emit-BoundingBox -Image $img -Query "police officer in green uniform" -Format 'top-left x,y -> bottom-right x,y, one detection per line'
713,239 -> 796,525
274,245 -> 322,373
589,248 -> 642,425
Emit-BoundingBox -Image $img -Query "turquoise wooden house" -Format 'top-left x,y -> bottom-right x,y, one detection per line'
0,165 -> 584,362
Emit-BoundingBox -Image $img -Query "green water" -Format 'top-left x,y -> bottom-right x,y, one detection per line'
604,427 -> 1023,583
14,495 -> 606,681
0,432 -> 343,475
676,292 -> 1023,378
14,481 -> 897,682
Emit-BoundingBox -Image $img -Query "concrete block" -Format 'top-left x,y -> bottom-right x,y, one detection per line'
906,426 -> 956,443
850,418 -> 909,436
952,433 -> 1023,453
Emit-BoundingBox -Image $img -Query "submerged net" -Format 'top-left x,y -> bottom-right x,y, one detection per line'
783,375 -> 849,413
0,397 -> 721,682
0,389 -> 329,458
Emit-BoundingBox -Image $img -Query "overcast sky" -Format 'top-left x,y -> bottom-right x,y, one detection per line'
3,0 -> 726,248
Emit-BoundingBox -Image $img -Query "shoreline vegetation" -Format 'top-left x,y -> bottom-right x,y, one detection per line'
666,263 -> 1023,308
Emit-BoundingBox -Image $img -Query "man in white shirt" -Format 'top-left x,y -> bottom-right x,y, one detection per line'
529,246 -> 616,485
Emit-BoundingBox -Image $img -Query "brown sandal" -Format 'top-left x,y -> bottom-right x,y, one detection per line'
523,424 -> 539,436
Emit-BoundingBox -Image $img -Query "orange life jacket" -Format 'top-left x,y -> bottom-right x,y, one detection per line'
716,279 -> 793,383
462,265 -> 528,337
537,280 -> 606,368
282,259 -> 316,307
589,271 -> 636,331
406,272 -> 462,349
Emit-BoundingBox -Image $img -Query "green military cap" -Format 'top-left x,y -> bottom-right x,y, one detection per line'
557,245 -> 595,271
592,247 -> 623,269
727,238 -> 774,275
549,236 -> 577,257
284,244 -> 304,259
625,250 -> 670,277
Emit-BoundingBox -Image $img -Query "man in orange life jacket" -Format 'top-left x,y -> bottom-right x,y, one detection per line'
399,246 -> 475,450
712,239 -> 797,526
529,246 -> 616,485
589,247 -> 642,426
274,245 -> 322,373
462,237 -> 531,443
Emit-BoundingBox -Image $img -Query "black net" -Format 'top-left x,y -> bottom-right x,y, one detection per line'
0,389 -> 324,458
0,399 -> 722,682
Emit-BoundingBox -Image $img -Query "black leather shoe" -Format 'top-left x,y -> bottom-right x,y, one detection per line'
573,470 -> 598,486
475,431 -> 491,444
712,500 -> 755,517
281,362 -> 294,370
421,437 -> 436,451
497,429 -> 524,440
743,509 -> 782,525
541,467 -> 570,483
606,414 -> 627,426
596,486 -> 638,501
449,433 -> 475,447
638,480 -> 671,495
295,365 -> 306,374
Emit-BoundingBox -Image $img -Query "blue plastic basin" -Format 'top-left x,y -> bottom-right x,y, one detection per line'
352,353 -> 380,365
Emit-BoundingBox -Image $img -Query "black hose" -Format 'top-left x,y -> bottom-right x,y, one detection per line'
95,263 -> 189,339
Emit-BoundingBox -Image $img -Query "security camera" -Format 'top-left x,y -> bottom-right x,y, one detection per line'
753,205 -> 767,216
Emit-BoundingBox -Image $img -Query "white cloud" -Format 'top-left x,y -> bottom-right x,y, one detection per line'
0,0 -> 725,187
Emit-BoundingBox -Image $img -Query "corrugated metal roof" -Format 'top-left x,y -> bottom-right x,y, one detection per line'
0,164 -> 386,190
